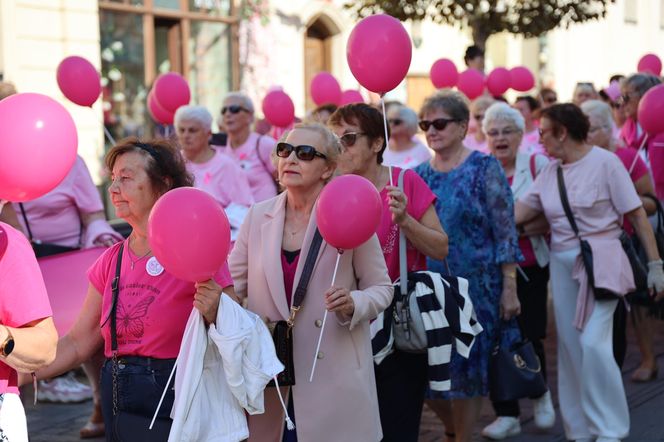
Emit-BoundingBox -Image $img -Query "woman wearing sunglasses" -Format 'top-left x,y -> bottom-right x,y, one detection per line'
229,123 -> 393,442
383,104 -> 432,169
414,90 -> 523,442
216,91 -> 278,202
328,103 -> 448,442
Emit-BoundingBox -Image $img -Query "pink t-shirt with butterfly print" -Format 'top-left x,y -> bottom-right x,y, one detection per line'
88,241 -> 233,359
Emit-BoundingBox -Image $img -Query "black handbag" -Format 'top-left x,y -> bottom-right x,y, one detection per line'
266,229 -> 323,387
18,203 -> 80,257
557,166 -> 647,300
488,327 -> 547,402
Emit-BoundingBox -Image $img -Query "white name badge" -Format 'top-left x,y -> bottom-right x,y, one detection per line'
146,256 -> 164,276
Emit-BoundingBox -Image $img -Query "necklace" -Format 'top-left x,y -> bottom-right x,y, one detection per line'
127,238 -> 151,270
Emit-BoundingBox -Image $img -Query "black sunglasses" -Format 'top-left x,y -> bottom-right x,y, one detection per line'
221,105 -> 249,115
338,132 -> 366,148
418,118 -> 460,132
276,142 -> 327,161
388,118 -> 403,126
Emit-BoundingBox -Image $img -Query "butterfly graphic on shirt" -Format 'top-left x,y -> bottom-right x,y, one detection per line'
116,296 -> 155,338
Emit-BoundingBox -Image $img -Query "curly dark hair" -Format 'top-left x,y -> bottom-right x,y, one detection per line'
328,103 -> 389,164
540,104 -> 590,142
105,137 -> 194,196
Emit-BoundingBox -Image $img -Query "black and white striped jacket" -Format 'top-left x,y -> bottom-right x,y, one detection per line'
370,271 -> 483,392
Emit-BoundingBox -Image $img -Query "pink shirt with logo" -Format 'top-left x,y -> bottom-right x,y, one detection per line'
377,167 -> 437,282
0,223 -> 53,394
186,149 -> 255,208
88,241 -> 233,359
520,147 -> 642,252
13,155 -> 117,248
217,132 -> 277,202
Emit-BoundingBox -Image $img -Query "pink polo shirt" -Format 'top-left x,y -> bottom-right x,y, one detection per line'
520,147 -> 642,252
216,132 -> 277,202
13,156 -> 105,247
88,241 -> 233,358
186,148 -> 255,208
0,223 -> 53,394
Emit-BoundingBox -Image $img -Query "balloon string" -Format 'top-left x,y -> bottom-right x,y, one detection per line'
380,96 -> 394,187
309,252 -> 342,382
103,125 -> 116,147
629,133 -> 649,174
150,357 -> 178,429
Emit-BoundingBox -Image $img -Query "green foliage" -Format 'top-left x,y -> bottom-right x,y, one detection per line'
344,0 -> 615,47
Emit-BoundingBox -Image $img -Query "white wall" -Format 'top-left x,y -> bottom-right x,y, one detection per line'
0,0 -> 104,183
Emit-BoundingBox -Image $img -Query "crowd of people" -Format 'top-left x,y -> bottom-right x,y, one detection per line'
1,44 -> 664,442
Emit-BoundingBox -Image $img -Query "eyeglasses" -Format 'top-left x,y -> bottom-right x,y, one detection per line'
538,127 -> 554,137
388,118 -> 403,126
418,118 -> 460,132
338,132 -> 366,148
221,105 -> 249,115
486,127 -> 520,138
276,142 -> 327,161
620,93 -> 639,105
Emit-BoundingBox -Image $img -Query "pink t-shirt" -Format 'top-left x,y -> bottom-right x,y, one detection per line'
88,241 -> 233,358
13,156 -> 105,247
217,132 -> 277,202
377,167 -> 437,282
187,149 -> 255,208
520,129 -> 546,156
383,140 -> 433,169
621,118 -> 664,199
463,134 -> 489,154
520,147 -> 642,252
614,147 -> 649,235
0,223 -> 53,394
281,250 -> 300,307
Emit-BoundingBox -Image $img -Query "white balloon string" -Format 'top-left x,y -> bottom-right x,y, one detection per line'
380,96 -> 394,187
149,358 -> 178,430
103,125 -> 117,147
309,252 -> 342,382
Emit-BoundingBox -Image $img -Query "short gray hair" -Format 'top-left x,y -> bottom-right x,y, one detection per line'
623,73 -> 662,98
419,90 -> 470,123
223,91 -> 254,114
274,123 -> 342,179
482,102 -> 525,133
393,105 -> 419,135
174,105 -> 213,129
580,99 -> 613,129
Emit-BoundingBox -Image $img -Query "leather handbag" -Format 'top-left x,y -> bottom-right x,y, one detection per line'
488,328 -> 547,402
557,166 -> 646,300
266,229 -> 323,386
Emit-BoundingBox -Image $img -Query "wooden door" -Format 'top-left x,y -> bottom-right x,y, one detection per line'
304,37 -> 327,111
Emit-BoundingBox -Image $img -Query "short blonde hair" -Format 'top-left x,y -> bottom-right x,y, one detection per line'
580,99 -> 613,130
274,123 -> 341,179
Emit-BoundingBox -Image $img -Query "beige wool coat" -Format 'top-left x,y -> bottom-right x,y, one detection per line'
229,192 -> 393,442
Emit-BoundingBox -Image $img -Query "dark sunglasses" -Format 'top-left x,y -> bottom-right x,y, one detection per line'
388,118 -> 403,126
276,142 -> 327,161
338,132 -> 366,148
221,105 -> 249,115
418,118 -> 459,132
543,96 -> 557,104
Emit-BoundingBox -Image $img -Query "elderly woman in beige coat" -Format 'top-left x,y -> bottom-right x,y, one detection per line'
229,123 -> 393,442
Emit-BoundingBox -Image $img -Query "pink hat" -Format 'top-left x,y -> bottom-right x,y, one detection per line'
602,80 -> 621,102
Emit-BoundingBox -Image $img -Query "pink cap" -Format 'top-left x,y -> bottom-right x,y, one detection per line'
603,81 -> 621,102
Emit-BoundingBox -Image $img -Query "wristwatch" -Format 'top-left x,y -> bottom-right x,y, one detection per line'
0,326 -> 14,357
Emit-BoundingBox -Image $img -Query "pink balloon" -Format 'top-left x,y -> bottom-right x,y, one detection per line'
340,89 -> 365,105
430,58 -> 459,89
56,56 -> 101,107
347,14 -> 412,94
316,175 -> 382,250
486,67 -> 511,96
0,93 -> 78,202
510,66 -> 535,92
148,187 -> 231,283
148,91 -> 174,125
153,72 -> 191,113
638,84 -> 664,136
262,90 -> 295,128
457,69 -> 485,100
311,72 -> 342,106
638,53 -> 662,76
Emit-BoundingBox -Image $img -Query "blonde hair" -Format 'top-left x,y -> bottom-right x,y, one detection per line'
580,99 -> 613,129
274,123 -> 341,180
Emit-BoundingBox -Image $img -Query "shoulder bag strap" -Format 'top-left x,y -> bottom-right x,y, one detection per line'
289,229 -> 323,323
397,168 -> 409,294
102,242 -> 124,352
556,166 -> 581,238
529,154 -> 537,180
18,203 -> 34,241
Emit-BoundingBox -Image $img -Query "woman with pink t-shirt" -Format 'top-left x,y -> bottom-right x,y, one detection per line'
0,220 -> 58,441
463,96 -> 494,154
31,138 -> 235,441
216,92 -> 278,202
516,104 -> 664,442
328,104 -> 448,442
383,104 -> 433,169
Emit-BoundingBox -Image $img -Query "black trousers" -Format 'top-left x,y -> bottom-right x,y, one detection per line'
375,350 -> 428,442
493,264 -> 550,417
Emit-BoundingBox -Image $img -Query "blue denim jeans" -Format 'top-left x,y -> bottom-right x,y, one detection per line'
100,356 -> 176,442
